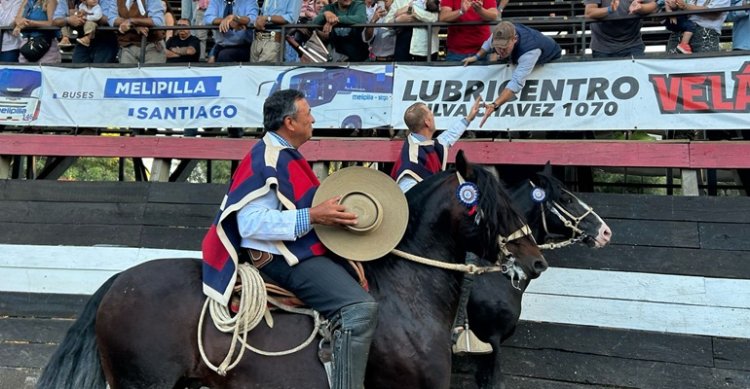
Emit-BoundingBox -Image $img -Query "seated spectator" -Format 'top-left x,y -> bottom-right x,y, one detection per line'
583,0 -> 657,58
659,0 -> 695,53
60,0 -> 102,47
727,0 -> 749,51
665,0 -> 729,53
251,0 -> 300,62
441,0 -> 498,61
161,0 -> 174,39
363,0 -> 396,61
386,0 -> 441,61
299,0 -> 316,22
166,17 -> 200,61
204,0 -> 258,62
462,21 -> 561,127
181,0 -> 208,60
14,0 -> 61,63
54,0 -> 118,62
102,0 -> 167,64
312,0 -> 368,61
1,0 -> 24,62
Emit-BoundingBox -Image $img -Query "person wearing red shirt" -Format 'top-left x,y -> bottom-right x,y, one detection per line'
440,0 -> 497,61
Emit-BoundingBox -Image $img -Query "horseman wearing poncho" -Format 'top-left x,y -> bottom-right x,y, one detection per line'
201,89 -> 378,389
391,98 -> 483,193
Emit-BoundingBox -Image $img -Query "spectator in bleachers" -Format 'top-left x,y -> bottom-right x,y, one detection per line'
386,0 -> 441,61
363,0 -> 396,61
166,17 -> 199,61
583,0 -> 657,58
727,0 -> 749,51
497,0 -> 508,17
203,0 -> 257,62
441,0 -> 498,61
181,0 -> 208,60
59,0 -> 102,47
462,21 -> 561,127
54,0 -> 118,62
312,0 -> 369,61
660,0 -> 696,53
665,0 -> 729,53
299,0 -> 316,22
161,0 -> 174,39
0,0 -> 24,62
251,0 -> 301,62
102,0 -> 166,63
14,0 -> 61,63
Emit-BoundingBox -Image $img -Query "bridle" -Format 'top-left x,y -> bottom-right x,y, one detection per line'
530,181 -> 595,250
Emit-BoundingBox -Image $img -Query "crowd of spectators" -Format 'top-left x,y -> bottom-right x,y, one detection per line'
0,0 -> 747,65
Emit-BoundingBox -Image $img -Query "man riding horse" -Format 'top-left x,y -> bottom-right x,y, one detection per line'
202,89 -> 378,389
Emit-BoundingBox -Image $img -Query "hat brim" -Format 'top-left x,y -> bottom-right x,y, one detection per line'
313,167 -> 408,261
492,39 -> 511,49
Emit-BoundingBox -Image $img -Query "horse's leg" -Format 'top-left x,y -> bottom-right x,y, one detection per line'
474,341 -> 505,389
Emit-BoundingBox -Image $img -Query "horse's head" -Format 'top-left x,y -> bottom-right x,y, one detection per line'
453,151 -> 548,280
525,162 -> 612,248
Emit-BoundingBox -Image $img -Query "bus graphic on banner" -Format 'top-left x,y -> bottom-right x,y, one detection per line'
268,66 -> 394,129
0,68 -> 42,124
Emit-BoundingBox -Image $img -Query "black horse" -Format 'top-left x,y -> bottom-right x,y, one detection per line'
38,151 -> 547,389
466,163 -> 612,389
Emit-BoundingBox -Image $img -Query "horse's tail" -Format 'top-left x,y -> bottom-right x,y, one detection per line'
36,273 -> 119,389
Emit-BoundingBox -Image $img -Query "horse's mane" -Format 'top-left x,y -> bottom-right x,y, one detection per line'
536,169 -> 564,201
407,165 -> 525,255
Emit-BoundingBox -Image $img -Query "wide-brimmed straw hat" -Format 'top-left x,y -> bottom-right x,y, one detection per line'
313,167 -> 408,261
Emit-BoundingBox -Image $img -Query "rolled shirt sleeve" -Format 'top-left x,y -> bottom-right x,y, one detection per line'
506,48 -> 541,93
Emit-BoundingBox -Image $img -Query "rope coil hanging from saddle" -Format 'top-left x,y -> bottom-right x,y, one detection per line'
197,263 -> 323,376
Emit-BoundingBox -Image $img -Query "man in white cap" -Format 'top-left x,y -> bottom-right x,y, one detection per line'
462,21 -> 561,127
391,96 -> 482,193
202,89 -> 378,389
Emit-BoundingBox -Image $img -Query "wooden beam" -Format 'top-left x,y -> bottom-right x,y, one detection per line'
2,134 -> 749,169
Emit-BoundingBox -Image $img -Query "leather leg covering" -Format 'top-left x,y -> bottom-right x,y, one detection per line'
331,301 -> 378,389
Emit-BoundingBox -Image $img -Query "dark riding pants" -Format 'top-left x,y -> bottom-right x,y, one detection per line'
260,255 -> 373,320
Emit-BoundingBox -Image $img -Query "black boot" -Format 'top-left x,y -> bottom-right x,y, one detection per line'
331,301 -> 378,389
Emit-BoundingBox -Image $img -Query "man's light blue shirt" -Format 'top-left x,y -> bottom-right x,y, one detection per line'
261,0 -> 301,24
728,0 -> 750,51
102,0 -> 165,27
204,0 -> 259,46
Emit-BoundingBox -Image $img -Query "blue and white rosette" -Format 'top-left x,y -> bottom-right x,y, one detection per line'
456,182 -> 480,208
531,187 -> 546,203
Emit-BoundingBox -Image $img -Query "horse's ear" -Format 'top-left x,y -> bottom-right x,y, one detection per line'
456,150 -> 475,181
542,161 -> 553,177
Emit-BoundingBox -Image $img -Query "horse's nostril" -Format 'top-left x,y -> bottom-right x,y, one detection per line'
534,258 -> 549,272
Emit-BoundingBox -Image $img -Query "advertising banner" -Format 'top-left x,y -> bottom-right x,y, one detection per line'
0,56 -> 747,131
391,56 -> 750,131
0,64 -> 394,129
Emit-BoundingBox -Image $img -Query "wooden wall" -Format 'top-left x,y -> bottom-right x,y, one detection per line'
1,181 -> 749,389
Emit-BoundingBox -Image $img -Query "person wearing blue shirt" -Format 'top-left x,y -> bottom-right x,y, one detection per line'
203,0 -> 258,62
727,0 -> 750,51
462,21 -> 561,127
53,0 -> 118,63
250,0 -> 300,62
101,0 -> 166,63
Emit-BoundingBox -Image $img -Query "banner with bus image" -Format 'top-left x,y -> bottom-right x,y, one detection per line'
1,54 -> 748,131
24,64 -> 394,130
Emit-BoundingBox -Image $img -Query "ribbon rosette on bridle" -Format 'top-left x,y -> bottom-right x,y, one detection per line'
456,182 -> 480,216
531,187 -> 546,203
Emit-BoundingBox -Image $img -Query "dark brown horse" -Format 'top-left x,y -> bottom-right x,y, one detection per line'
37,151 -> 547,389
466,163 -> 612,389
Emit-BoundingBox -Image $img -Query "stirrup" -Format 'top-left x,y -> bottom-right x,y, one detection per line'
452,326 -> 493,355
